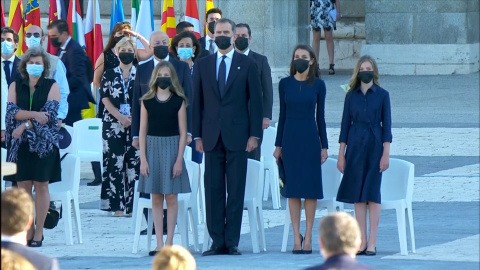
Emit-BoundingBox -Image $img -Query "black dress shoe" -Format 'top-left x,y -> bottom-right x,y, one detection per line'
227,246 -> 242,255
140,228 -> 156,235
365,248 -> 376,256
202,246 -> 226,256
87,178 -> 102,186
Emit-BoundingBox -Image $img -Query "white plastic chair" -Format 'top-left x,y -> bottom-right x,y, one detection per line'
40,154 -> 83,245
132,159 -> 200,253
381,158 -> 416,255
1,147 -> 6,191
72,118 -> 103,176
261,127 -> 281,209
281,158 -> 344,252
184,146 -> 192,161
202,159 -> 266,253
197,160 -> 206,224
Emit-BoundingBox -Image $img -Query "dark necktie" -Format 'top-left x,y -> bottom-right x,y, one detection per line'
3,60 -> 11,86
218,55 -> 226,98
209,39 -> 214,54
57,48 -> 64,58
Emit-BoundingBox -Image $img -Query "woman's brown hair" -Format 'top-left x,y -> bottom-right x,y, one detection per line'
18,46 -> 50,79
104,22 -> 132,52
289,44 -> 320,86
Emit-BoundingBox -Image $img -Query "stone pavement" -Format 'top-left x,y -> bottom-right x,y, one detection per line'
31,73 -> 479,270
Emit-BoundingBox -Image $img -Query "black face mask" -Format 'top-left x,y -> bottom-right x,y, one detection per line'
114,35 -> 125,44
234,37 -> 249,51
153,45 -> 169,59
208,21 -> 216,34
156,77 -> 172,90
357,71 -> 374,84
118,52 -> 135,65
293,59 -> 310,73
50,37 -> 62,48
215,36 -> 232,50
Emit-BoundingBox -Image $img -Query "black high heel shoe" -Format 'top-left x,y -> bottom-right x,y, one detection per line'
292,234 -> 304,254
328,64 -> 335,75
357,247 -> 367,255
27,235 -> 44,247
303,236 -> 312,254
365,247 -> 376,256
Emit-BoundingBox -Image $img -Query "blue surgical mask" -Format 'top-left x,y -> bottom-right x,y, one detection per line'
1,41 -> 14,56
26,64 -> 44,77
177,47 -> 194,60
25,37 -> 42,48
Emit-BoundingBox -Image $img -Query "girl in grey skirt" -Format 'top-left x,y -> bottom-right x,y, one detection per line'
139,61 -> 191,255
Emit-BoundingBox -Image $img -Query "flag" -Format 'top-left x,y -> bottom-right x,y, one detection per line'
185,0 -> 200,38
67,0 -> 86,48
135,0 -> 154,49
1,2 -> 6,28
205,0 -> 214,35
131,0 -> 140,31
24,0 -> 41,33
48,0 -> 63,55
161,0 -> 176,42
8,0 -> 25,55
110,0 -> 125,32
85,0 -> 103,67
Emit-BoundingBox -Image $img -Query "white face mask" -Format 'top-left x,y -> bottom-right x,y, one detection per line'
25,36 -> 42,48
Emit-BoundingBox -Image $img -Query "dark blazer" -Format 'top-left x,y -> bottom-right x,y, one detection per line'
131,57 -> 192,138
304,254 -> 374,270
60,38 -> 96,113
197,36 -> 213,59
192,51 -> 263,151
1,241 -> 60,270
248,50 -> 273,119
5,56 -> 21,87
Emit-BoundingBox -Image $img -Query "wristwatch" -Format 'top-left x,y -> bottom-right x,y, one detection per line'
24,121 -> 31,129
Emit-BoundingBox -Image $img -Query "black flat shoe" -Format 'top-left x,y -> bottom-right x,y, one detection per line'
227,246 -> 242,255
357,248 -> 367,255
148,250 -> 159,256
292,234 -> 304,254
202,246 -> 226,256
87,178 -> 102,186
140,228 -> 156,235
365,248 -> 376,256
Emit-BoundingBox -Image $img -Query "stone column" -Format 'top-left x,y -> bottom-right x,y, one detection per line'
361,0 -> 479,75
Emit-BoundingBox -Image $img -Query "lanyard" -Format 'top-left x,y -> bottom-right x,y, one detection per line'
119,67 -> 133,104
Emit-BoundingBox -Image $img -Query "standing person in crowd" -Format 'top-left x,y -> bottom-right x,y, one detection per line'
152,245 -> 196,270
171,30 -> 203,164
336,55 -> 392,256
273,44 -> 328,254
310,0 -> 341,74
1,27 -> 21,87
1,188 -> 60,270
47,19 -> 95,126
175,21 -> 209,60
198,8 -> 222,56
1,68 -> 7,145
4,47 -> 61,248
99,38 -> 139,217
175,21 -> 195,35
138,61 -> 191,256
24,25 -> 70,129
193,18 -> 263,256
132,30 -> 192,236
304,212 -> 374,270
234,23 -> 273,160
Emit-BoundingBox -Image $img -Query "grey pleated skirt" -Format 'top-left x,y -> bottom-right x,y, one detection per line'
138,135 -> 191,194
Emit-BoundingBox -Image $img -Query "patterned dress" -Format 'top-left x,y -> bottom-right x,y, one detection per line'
99,66 -> 140,214
310,0 -> 336,31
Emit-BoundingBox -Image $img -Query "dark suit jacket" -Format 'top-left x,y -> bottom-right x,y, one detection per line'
6,56 -> 22,87
60,38 -> 96,113
1,241 -> 60,270
131,57 -> 193,138
248,50 -> 273,119
197,36 -> 213,59
192,51 -> 263,152
304,254 -> 374,270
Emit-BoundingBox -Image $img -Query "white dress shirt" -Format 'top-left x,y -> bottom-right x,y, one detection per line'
53,59 -> 70,119
216,48 -> 235,82
242,48 -> 251,56
1,54 -> 16,75
1,67 -> 7,131
205,35 -> 218,53
58,36 -> 72,58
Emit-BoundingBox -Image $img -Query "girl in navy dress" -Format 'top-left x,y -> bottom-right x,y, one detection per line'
274,44 -> 328,254
336,55 -> 392,256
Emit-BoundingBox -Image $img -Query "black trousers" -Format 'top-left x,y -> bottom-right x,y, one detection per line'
205,135 -> 248,248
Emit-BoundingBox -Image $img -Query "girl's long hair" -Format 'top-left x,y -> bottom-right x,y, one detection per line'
289,44 -> 320,86
140,61 -> 187,105
348,55 -> 380,92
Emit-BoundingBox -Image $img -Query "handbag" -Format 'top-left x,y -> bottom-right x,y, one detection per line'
278,157 -> 287,197
43,153 -> 68,229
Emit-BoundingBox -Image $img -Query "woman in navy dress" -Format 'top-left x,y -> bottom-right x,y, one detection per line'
336,55 -> 392,256
274,44 -> 328,254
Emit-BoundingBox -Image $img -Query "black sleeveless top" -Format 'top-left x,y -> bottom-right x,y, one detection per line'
16,77 -> 55,111
143,93 -> 183,136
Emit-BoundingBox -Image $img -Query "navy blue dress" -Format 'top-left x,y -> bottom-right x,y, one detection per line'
336,84 -> 392,204
275,76 -> 328,199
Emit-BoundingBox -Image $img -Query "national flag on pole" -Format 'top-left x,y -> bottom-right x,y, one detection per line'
67,0 -> 86,48
1,2 -> 6,28
8,0 -> 25,55
110,0 -> 125,32
85,0 -> 103,67
48,0 -> 61,55
161,0 -> 176,42
131,0 -> 140,31
185,0 -> 200,38
135,0 -> 154,50
205,0 -> 214,35
24,0 -> 41,33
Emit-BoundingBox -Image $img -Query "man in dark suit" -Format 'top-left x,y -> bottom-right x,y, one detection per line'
1,188 -> 60,270
304,212 -> 374,270
1,27 -> 21,87
47,19 -> 95,126
193,18 -> 263,256
234,23 -> 274,161
198,8 -> 222,57
131,30 -> 192,236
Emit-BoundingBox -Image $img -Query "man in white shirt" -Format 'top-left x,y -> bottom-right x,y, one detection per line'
1,27 -> 21,87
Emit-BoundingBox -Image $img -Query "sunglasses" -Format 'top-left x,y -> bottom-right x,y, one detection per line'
25,33 -> 41,38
